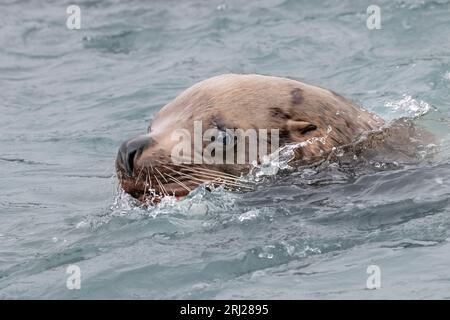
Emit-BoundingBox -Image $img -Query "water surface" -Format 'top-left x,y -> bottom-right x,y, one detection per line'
1,0 -> 450,299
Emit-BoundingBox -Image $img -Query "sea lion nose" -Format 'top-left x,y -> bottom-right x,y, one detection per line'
117,135 -> 152,177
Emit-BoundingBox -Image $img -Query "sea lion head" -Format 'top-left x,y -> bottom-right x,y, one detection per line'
116,74 -> 383,203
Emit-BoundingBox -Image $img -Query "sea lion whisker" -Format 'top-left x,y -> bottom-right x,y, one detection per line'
174,163 -> 240,179
157,164 -> 208,184
188,173 -> 252,189
154,167 -> 168,183
149,167 -> 158,194
158,164 -> 252,189
149,160 -> 155,173
156,161 -> 243,182
135,166 -> 145,186
180,168 -> 250,185
155,170 -> 171,195
153,163 -> 204,192
165,174 -> 192,193
157,169 -> 177,196
154,174 -> 168,197
180,167 -> 241,181
142,171 -> 148,201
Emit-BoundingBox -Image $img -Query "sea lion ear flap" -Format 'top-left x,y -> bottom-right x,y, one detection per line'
287,119 -> 317,138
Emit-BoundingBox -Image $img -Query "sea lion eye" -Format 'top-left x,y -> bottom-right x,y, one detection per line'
286,120 -> 317,135
300,124 -> 317,134
217,130 -> 233,146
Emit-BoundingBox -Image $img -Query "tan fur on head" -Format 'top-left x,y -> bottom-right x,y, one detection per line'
116,74 -> 385,202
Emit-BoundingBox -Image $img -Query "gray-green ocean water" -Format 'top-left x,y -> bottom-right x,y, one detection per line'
1,0 -> 450,299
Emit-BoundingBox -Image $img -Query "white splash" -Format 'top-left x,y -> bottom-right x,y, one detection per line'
249,131 -> 330,181
385,94 -> 431,117
237,209 -> 259,222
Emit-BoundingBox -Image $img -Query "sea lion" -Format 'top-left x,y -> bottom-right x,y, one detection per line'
116,74 -> 389,203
